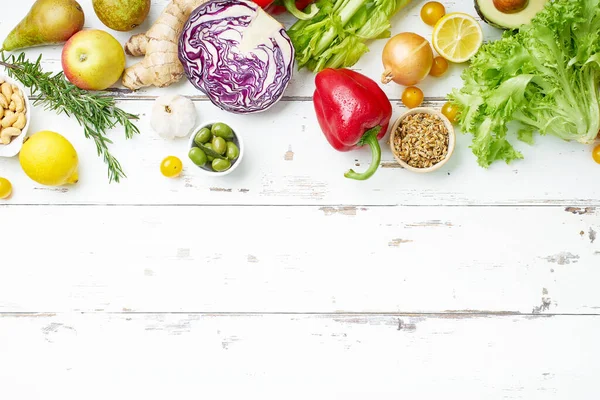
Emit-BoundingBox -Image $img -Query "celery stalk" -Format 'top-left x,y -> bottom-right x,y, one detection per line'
288,0 -> 412,72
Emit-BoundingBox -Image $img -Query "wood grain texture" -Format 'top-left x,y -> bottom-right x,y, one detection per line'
1,1 -> 600,396
0,100 -> 599,205
1,205 -> 598,313
1,312 -> 599,399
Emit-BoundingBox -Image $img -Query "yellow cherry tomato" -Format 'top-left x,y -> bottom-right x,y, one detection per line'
0,177 -> 12,199
593,144 -> 600,164
429,56 -> 449,77
421,1 -> 446,26
402,86 -> 424,109
442,101 -> 460,124
160,156 -> 183,178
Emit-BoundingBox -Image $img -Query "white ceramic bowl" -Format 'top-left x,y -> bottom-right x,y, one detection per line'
0,75 -> 31,158
187,120 -> 244,176
389,107 -> 455,173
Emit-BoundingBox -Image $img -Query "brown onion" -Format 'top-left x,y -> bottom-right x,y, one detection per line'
381,33 -> 434,86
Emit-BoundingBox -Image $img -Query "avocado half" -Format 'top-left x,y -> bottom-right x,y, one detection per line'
475,0 -> 549,30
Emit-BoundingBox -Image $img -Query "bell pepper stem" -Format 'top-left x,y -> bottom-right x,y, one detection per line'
282,0 -> 319,19
344,126 -> 382,181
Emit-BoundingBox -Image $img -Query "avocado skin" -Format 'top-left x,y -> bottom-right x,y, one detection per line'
474,0 -> 549,31
474,0 -> 510,30
93,0 -> 150,32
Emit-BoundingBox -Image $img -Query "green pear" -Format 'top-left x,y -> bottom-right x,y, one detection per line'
93,0 -> 151,32
2,0 -> 85,51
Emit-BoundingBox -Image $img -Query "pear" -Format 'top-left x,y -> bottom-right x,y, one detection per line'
93,0 -> 151,32
2,0 -> 85,51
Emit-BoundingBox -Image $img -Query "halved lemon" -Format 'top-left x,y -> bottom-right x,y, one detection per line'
432,13 -> 483,63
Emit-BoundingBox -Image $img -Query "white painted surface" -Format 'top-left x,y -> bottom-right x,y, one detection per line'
1,313 -> 599,399
1,0 -> 599,398
1,205 -> 598,313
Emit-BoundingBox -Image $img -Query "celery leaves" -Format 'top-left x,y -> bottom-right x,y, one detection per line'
288,0 -> 412,72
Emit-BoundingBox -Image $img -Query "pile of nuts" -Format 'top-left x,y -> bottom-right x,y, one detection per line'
0,80 -> 27,145
393,112 -> 449,169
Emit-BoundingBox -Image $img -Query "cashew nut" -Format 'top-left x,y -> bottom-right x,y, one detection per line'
2,111 -> 18,128
9,101 -> 15,111
0,94 -> 8,109
1,83 -> 13,101
12,113 -> 26,130
0,107 -> 4,120
11,93 -> 24,113
0,127 -> 21,145
11,85 -> 19,93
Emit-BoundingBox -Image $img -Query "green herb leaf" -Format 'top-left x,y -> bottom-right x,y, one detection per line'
0,52 -> 139,183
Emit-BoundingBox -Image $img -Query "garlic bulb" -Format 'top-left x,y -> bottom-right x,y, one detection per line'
151,95 -> 197,139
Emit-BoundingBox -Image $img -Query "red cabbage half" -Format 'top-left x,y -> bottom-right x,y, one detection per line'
179,0 -> 295,114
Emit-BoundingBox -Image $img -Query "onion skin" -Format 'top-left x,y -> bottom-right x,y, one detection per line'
381,33 -> 434,86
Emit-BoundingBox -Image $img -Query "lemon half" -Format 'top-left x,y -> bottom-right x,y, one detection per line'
432,13 -> 483,63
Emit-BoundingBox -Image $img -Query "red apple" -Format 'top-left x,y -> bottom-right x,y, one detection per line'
61,29 -> 125,91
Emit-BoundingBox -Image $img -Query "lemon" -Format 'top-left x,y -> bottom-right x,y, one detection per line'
432,13 -> 483,63
0,177 -> 12,199
19,131 -> 79,186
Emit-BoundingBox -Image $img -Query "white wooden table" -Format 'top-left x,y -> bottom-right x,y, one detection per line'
1,0 -> 599,398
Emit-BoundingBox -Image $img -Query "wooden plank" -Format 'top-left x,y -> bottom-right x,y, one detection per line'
1,205 -> 598,313
2,1 -> 502,99
0,312 -> 598,399
1,100 -> 599,205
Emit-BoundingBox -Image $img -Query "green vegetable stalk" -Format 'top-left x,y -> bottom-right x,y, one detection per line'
288,0 -> 412,72
450,0 -> 600,167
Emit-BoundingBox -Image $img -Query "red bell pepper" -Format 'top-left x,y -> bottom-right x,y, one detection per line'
253,0 -> 275,8
257,0 -> 318,19
313,68 -> 392,180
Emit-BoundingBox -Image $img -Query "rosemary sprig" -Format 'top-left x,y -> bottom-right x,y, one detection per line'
0,52 -> 139,183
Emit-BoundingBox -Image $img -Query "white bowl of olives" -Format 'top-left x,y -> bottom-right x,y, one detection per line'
187,121 -> 243,176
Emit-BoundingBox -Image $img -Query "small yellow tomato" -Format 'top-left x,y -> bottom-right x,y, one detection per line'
402,86 -> 424,109
429,56 -> 449,77
421,1 -> 446,26
0,177 -> 12,199
593,144 -> 600,164
160,156 -> 183,178
442,101 -> 460,124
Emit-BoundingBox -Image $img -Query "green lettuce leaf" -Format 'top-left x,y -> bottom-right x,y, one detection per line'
449,0 -> 600,167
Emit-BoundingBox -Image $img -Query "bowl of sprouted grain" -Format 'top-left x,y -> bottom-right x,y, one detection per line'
389,107 -> 455,173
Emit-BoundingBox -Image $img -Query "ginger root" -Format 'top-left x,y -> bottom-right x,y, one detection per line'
122,0 -> 208,90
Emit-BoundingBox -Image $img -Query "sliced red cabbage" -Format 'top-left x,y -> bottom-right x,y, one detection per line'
179,0 -> 295,114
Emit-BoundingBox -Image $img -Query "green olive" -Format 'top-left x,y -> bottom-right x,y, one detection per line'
226,141 -> 240,160
188,147 -> 207,166
204,143 -> 215,162
211,122 -> 234,139
212,136 -> 227,155
194,128 -> 212,145
212,158 -> 231,172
